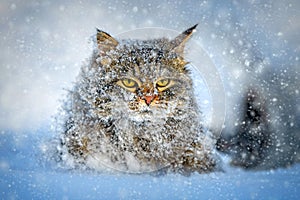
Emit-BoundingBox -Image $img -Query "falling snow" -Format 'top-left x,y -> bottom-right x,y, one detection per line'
0,0 -> 299,199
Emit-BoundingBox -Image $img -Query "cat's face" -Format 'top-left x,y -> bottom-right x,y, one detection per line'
114,45 -> 192,122
95,26 -> 197,123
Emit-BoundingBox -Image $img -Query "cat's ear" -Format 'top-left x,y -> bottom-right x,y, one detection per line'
96,29 -> 119,55
170,24 -> 198,55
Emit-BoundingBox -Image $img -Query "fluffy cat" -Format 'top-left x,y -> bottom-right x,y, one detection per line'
57,25 -> 217,174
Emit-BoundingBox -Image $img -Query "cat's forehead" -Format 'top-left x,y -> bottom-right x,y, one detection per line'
110,38 -> 186,76
118,38 -> 171,59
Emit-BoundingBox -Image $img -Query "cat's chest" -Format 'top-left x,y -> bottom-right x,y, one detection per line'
111,116 -> 196,143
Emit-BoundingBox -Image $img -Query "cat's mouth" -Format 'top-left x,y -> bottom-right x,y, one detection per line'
134,108 -> 154,121
128,104 -> 171,124
124,98 -> 176,123
127,112 -> 152,123
139,105 -> 152,113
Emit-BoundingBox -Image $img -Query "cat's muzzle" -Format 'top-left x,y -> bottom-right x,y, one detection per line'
141,94 -> 157,106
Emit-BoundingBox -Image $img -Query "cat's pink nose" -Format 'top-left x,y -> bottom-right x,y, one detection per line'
143,95 -> 156,106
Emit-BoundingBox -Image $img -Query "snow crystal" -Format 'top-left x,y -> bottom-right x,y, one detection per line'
10,3 -> 16,10
59,5 -> 65,11
277,32 -> 283,36
244,59 -> 250,67
132,6 -> 138,12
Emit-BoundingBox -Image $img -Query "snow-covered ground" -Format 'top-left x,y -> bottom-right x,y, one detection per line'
2,165 -> 299,200
1,1 -> 299,199
1,129 -> 299,199
2,164 -> 300,200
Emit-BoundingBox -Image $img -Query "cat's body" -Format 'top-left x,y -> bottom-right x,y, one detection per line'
58,25 -> 217,174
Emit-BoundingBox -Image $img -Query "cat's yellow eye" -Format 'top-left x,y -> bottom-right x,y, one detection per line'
156,78 -> 175,92
156,79 -> 170,87
117,78 -> 140,92
122,78 -> 137,88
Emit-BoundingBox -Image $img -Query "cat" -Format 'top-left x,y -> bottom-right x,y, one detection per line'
56,24 -> 218,174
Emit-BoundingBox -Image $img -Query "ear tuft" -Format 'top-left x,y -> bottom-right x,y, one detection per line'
171,24 -> 198,55
96,29 -> 119,55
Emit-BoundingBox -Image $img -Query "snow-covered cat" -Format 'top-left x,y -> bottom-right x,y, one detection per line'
57,25 -> 217,174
